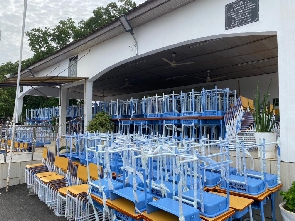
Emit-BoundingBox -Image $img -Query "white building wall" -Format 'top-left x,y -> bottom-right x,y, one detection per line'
19,59 -> 69,97
137,0 -> 279,55
77,0 -> 279,82
278,0 -> 295,162
77,33 -> 136,80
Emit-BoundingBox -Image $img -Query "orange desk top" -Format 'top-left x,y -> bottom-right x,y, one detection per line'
200,208 -> 235,221
214,186 -> 271,201
268,183 -> 283,193
141,211 -> 179,221
212,192 -> 253,211
91,193 -> 235,221
91,194 -> 142,220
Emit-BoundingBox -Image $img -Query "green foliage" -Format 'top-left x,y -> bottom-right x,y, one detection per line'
281,181 -> 295,213
253,80 -> 275,132
26,18 -> 77,61
21,95 -> 59,119
0,61 -> 18,118
87,111 -> 114,133
0,1 -> 137,119
23,95 -> 59,109
75,0 -> 136,38
26,1 -> 137,62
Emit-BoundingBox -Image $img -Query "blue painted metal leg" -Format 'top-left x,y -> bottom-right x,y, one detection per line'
260,200 -> 265,221
271,193 -> 276,221
249,205 -> 253,221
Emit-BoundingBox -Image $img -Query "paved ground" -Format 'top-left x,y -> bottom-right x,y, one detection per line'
0,184 -> 66,221
0,184 -> 276,221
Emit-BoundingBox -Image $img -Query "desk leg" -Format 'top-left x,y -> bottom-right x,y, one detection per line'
249,205 -> 253,221
220,119 -> 223,139
271,193 -> 276,221
199,121 -> 203,140
260,200 -> 265,221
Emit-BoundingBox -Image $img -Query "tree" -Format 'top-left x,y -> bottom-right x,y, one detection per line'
0,0 -> 137,120
26,0 -> 137,60
74,0 -> 136,39
26,18 -> 77,61
0,62 -> 18,118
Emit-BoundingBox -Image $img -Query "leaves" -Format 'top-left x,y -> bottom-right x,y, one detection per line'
281,181 -> 295,213
0,1 -> 137,119
0,62 -> 18,118
253,80 -> 275,132
87,111 -> 114,133
26,0 -> 137,61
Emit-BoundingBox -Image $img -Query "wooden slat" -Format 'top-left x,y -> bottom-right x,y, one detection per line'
200,208 -> 235,221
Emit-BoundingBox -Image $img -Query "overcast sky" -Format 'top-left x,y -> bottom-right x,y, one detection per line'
0,0 -> 145,65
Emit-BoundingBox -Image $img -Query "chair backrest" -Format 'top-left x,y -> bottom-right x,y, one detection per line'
42,148 -> 48,160
14,142 -> 19,148
47,151 -> 55,163
77,165 -> 88,183
54,156 -> 69,172
68,160 -> 78,178
89,163 -> 99,181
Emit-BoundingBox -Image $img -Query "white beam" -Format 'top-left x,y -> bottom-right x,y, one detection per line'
59,86 -> 68,135
278,0 -> 295,162
84,80 -> 93,132
63,79 -> 87,89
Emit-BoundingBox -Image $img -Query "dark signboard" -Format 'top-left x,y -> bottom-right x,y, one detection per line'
225,0 -> 259,30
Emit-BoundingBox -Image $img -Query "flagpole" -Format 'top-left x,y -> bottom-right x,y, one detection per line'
6,0 -> 28,192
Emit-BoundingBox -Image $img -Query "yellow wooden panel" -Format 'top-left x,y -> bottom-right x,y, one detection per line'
35,172 -> 57,178
142,211 -> 179,221
89,163 -> 99,180
212,192 -> 253,211
240,96 -> 249,108
40,174 -> 64,183
42,148 -> 48,159
23,143 -> 28,149
77,165 -> 88,182
67,184 -> 89,195
200,208 -> 235,221
25,163 -> 44,168
248,99 -> 254,109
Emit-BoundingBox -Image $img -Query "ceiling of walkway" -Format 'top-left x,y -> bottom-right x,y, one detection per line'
78,34 -> 278,98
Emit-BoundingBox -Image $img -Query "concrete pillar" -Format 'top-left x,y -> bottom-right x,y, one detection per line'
278,0 -> 295,162
84,80 -> 93,132
15,96 -> 24,123
59,86 -> 68,135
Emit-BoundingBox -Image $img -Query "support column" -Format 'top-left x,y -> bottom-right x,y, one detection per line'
278,1 -> 295,162
59,86 -> 67,135
84,80 -> 93,132
15,96 -> 24,123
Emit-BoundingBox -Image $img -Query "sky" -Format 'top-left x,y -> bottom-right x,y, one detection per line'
0,0 -> 145,65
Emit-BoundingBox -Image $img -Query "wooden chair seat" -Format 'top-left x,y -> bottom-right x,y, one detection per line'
40,174 -> 65,184
35,172 -> 57,178
26,163 -> 44,168
67,184 -> 89,196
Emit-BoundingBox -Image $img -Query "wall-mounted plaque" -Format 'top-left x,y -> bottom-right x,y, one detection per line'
225,0 -> 259,30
